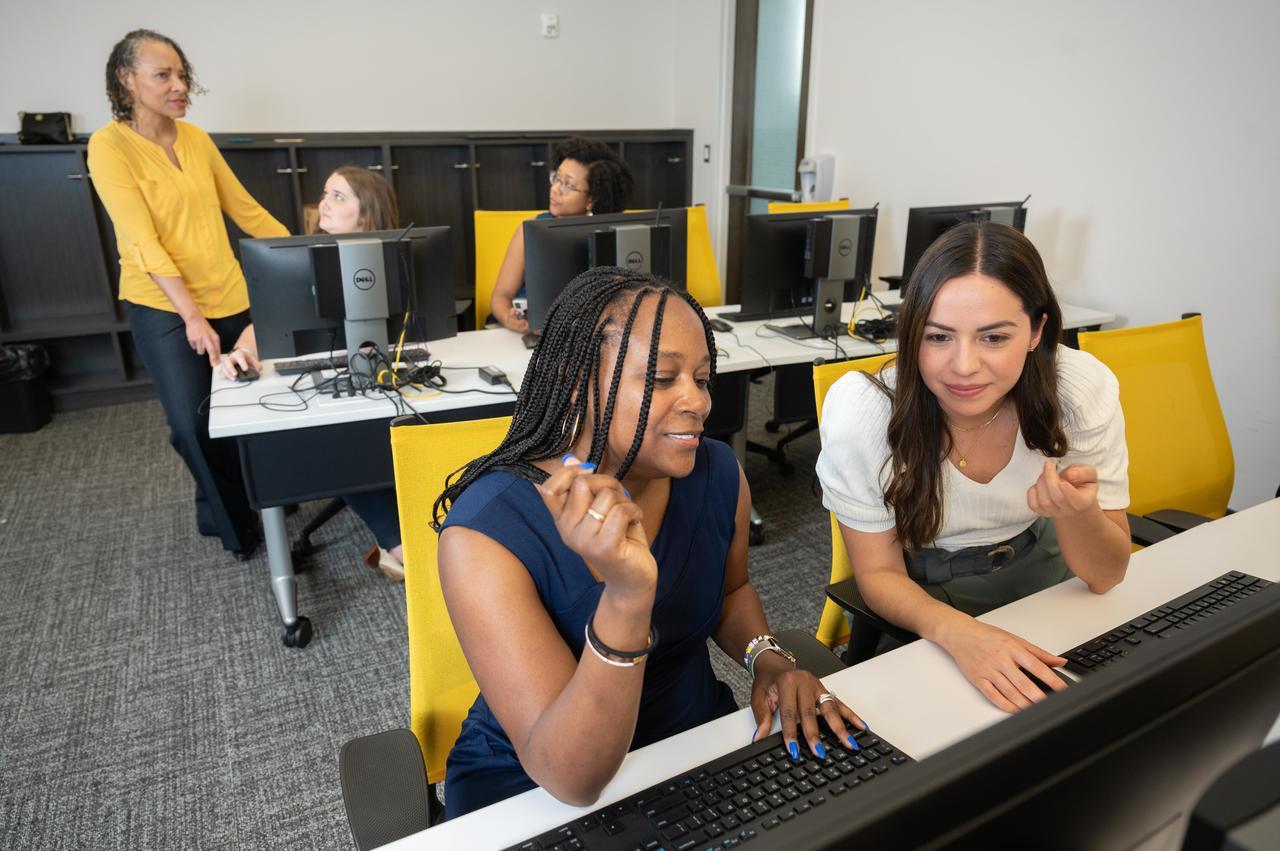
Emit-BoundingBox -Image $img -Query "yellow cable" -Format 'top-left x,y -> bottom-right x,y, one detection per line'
847,284 -> 868,338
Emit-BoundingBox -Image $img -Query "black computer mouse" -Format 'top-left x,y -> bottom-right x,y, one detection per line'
708,318 -> 733,333
234,363 -> 260,383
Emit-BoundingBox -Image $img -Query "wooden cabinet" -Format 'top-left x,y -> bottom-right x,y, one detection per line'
0,128 -> 692,410
390,143 -> 475,300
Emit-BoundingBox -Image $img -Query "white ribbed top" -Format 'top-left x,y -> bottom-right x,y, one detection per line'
815,345 -> 1130,550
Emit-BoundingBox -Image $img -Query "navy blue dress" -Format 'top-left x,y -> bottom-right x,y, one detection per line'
440,438 -> 741,818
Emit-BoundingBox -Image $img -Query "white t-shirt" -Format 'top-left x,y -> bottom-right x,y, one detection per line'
815,345 -> 1130,550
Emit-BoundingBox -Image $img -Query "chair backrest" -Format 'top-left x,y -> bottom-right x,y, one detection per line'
766,199 -> 851,214
685,205 -> 723,308
391,415 -> 512,784
474,210 -> 542,329
1078,315 -> 1233,518
811,353 -> 895,648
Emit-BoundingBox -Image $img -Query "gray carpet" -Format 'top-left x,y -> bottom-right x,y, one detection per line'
0,374 -> 835,849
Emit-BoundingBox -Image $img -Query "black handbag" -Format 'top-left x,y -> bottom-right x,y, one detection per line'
17,111 -> 74,144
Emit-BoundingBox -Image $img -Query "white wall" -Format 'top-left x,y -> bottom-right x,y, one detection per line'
806,0 -> 1280,509
0,0 -> 733,277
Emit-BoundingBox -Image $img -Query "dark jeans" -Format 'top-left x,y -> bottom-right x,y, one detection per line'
343,489 -> 402,551
126,301 -> 256,551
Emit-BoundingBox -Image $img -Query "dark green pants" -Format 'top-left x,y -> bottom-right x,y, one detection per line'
921,518 -> 1072,618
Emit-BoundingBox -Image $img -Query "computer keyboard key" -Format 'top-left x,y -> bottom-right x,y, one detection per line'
1144,619 -> 1173,634
829,783 -> 847,796
762,817 -> 781,831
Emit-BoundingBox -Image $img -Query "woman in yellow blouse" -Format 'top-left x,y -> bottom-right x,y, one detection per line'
88,29 -> 288,559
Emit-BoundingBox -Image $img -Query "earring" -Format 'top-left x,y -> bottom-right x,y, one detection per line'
1027,345 -> 1036,352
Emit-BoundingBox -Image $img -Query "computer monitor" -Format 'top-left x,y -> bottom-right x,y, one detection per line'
790,582 -> 1280,849
735,207 -> 878,334
895,199 -> 1028,291
241,227 -> 456,369
523,209 -> 689,330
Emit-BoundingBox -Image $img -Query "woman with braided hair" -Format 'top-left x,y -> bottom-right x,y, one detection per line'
434,267 -> 867,818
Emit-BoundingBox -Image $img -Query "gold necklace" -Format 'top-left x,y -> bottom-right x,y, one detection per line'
949,404 -> 1005,470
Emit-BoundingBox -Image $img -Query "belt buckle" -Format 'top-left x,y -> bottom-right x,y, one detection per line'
987,545 -> 1015,572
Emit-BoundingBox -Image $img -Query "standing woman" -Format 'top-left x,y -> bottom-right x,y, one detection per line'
816,222 -> 1131,712
488,137 -> 634,333
221,166 -> 407,579
88,30 -> 289,558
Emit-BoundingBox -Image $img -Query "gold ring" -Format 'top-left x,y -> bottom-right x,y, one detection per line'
585,508 -> 607,522
817,692 -> 837,706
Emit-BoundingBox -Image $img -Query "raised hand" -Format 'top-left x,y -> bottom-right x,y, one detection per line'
1028,461 -> 1099,519
537,454 -> 656,598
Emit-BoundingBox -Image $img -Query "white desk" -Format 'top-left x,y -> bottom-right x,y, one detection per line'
386,499 -> 1280,850
205,295 -> 1116,643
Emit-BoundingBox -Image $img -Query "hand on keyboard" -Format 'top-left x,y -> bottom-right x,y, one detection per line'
937,618 -> 1069,713
750,654 -> 867,760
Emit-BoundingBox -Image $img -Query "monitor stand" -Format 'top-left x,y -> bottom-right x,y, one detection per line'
766,277 -> 844,340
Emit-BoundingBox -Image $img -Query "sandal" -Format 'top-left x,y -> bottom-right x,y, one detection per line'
362,544 -> 405,581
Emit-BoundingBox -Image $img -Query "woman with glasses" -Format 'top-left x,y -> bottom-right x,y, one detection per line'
488,137 -> 635,333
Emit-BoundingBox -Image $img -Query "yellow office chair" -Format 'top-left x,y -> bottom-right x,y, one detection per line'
811,354 -> 911,661
1078,314 -> 1234,539
339,415 -> 511,847
767,199 -> 851,214
685,205 -> 723,308
474,210 -> 541,329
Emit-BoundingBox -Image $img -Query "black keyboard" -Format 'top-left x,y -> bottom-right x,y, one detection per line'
507,723 -> 911,851
1062,571 -> 1272,677
272,344 -> 432,376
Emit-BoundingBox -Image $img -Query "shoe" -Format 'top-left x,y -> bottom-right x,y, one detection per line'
230,525 -> 262,562
363,544 -> 405,581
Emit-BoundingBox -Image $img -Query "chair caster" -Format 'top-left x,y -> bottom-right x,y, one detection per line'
749,521 -> 764,547
290,539 -> 317,573
282,616 -> 314,648
765,419 -> 781,433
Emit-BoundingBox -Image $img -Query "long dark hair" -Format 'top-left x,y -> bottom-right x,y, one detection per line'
432,267 -> 716,528
552,137 -> 635,215
105,29 -> 204,122
876,221 -> 1066,551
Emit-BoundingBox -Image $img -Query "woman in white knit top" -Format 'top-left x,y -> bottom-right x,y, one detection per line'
816,222 -> 1131,713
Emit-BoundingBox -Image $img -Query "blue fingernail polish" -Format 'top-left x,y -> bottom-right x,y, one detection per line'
561,453 -> 577,465
578,462 -> 596,472
623,488 -> 631,499
788,741 -> 799,760
815,743 -> 827,760
751,731 -> 757,743
847,736 -> 860,751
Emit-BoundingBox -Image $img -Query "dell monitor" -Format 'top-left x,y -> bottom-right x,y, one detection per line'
890,198 -> 1028,293
786,581 -> 1280,850
523,209 -> 689,331
729,207 -> 878,336
241,227 -> 456,375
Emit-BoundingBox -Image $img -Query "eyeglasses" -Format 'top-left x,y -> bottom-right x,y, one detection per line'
548,171 -> 587,194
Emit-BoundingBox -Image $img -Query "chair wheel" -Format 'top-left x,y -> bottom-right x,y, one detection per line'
749,524 -> 764,546
764,420 -> 781,433
291,538 -> 314,559
282,616 -> 313,648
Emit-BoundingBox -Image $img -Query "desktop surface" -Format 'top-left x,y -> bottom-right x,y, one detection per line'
386,499 -> 1280,850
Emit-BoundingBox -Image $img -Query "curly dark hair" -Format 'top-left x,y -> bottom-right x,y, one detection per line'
552,136 -> 635,215
105,29 -> 205,122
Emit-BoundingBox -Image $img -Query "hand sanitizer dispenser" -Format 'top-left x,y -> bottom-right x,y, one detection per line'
798,155 -> 835,202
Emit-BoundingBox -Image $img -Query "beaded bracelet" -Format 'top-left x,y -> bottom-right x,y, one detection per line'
584,617 -> 658,668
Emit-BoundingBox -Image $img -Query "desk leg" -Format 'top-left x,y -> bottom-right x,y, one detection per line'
262,506 -> 313,648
